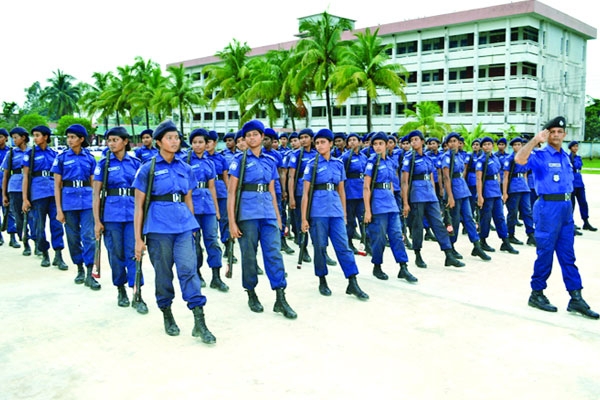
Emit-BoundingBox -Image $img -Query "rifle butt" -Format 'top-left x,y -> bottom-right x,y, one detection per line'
133,259 -> 143,303
92,237 -> 101,278
225,240 -> 233,278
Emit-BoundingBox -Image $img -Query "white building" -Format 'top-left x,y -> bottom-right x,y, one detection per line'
168,0 -> 596,139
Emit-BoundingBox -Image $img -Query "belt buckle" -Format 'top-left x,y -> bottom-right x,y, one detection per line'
359,173 -> 364,179
73,180 -> 83,188
424,174 -> 430,181
384,183 -> 391,190
41,170 -> 50,177
565,193 -> 571,201
172,193 -> 182,202
118,188 -> 127,196
257,185 -> 266,193
326,183 -> 334,191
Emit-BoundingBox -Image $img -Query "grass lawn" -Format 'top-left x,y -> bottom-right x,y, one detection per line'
582,158 -> 600,174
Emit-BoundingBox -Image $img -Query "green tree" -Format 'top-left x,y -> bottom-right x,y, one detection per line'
161,64 -> 205,135
455,123 -> 488,151
585,97 -> 600,141
295,11 -> 352,130
17,113 -> 48,133
79,71 -> 114,132
55,115 -> 96,144
96,66 -> 138,136
400,101 -> 449,139
40,69 -> 81,117
330,27 -> 407,132
132,56 -> 161,128
2,101 -> 19,122
23,82 -> 50,117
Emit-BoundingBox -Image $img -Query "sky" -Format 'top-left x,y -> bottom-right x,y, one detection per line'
2,0 -> 600,107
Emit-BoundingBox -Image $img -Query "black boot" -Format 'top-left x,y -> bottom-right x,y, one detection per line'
41,250 -> 51,267
257,265 -> 264,275
34,242 -> 42,256
131,294 -> 148,314
508,234 -> 523,245
247,289 -> 264,313
74,264 -> 85,284
348,240 -> 358,255
424,227 -> 436,242
582,219 -> 598,232
444,249 -> 465,268
574,228 -> 583,236
346,275 -> 369,300
22,240 -> 31,256
567,290 -> 599,319
191,306 -> 216,344
325,253 -> 337,266
198,270 -> 206,288
397,263 -> 418,283
0,233 -> 3,246
372,264 -> 388,280
526,233 -> 537,247
52,249 -> 68,270
281,237 -> 295,254
404,236 -> 413,250
318,276 -> 331,296
9,233 -> 20,248
500,238 -> 519,254
451,245 -> 463,259
516,220 -> 523,227
414,250 -> 427,268
117,285 -> 130,307
160,306 -> 180,336
352,229 -> 361,240
528,290 -> 558,312
210,267 -> 229,292
273,288 -> 297,319
480,239 -> 495,252
302,251 -> 311,263
84,265 -> 101,290
471,241 -> 491,261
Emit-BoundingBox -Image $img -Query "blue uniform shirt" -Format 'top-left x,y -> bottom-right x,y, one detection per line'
134,146 -> 159,164
527,145 -> 573,195
264,148 -> 283,195
365,154 -> 399,215
569,153 -> 584,188
503,154 -> 529,194
401,151 -> 438,203
132,154 -> 199,234
50,148 -> 96,211
189,151 -> 217,215
389,149 -> 402,193
464,151 -> 483,187
22,146 -> 57,201
303,154 -> 345,218
341,149 -> 367,200
426,150 -> 442,183
1,147 -> 26,193
331,147 -> 345,159
495,150 -> 509,183
475,153 -> 502,199
93,153 -> 140,222
441,150 -> 471,200
221,148 -> 240,167
207,151 -> 229,199
288,148 -> 317,197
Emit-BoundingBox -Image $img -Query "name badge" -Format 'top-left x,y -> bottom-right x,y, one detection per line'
548,163 -> 560,168
108,166 -> 120,172
64,160 -> 75,166
155,169 -> 168,176
35,155 -> 44,160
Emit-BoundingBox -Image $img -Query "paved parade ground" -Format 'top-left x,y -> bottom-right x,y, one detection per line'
1,175 -> 599,400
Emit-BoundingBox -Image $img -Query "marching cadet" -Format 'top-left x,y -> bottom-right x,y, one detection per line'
93,127 -> 148,312
221,131 -> 239,166
425,137 -> 444,198
0,128 -> 19,247
401,130 -> 464,268
568,141 -> 597,232
332,132 -> 346,158
364,132 -> 417,282
441,132 -> 490,261
502,137 -> 536,246
301,128 -> 369,299
495,138 -> 509,176
285,131 -> 301,240
361,133 -> 375,158
387,135 -> 403,211
21,125 -> 68,269
515,117 -> 598,319
132,120 -> 216,343
134,129 -> 159,163
341,133 -> 367,254
228,120 -> 297,319
475,136 -> 518,254
235,130 -> 247,151
464,138 -> 483,218
187,128 -> 228,292
51,124 -> 100,289
278,132 -> 290,151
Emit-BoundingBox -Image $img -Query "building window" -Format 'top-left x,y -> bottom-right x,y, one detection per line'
509,99 -> 517,112
396,102 -> 416,115
487,64 -> 505,78
422,69 -> 443,83
422,37 -> 444,52
312,106 -> 326,117
403,71 -> 417,84
478,99 -> 504,113
396,40 -> 417,55
191,72 -> 201,81
522,97 -> 536,112
204,112 -> 213,120
332,106 -> 347,116
479,29 -> 505,45
193,113 -> 202,121
449,33 -> 474,48
258,110 -> 267,119
522,62 -> 537,77
449,66 -> 474,81
351,105 -> 367,116
216,111 -> 225,120
385,47 -> 393,56
373,103 -> 391,116
448,100 -> 472,114
228,111 -> 239,120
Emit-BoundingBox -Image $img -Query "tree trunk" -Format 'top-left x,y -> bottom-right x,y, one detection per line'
104,117 -> 108,132
145,108 -> 150,129
129,110 -> 135,143
116,111 -> 120,126
179,102 -> 184,136
366,94 -> 372,133
325,85 -> 333,130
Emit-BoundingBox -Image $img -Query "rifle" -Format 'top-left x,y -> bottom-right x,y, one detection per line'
477,152 -> 491,233
1,148 -> 13,232
226,150 -> 247,278
404,151 -> 416,238
297,153 -> 318,269
359,153 -> 381,256
443,150 -> 456,236
93,154 -> 110,278
23,146 -> 35,245
186,149 -> 205,274
133,156 -> 156,304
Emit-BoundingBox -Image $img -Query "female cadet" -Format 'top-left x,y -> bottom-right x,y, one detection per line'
134,129 -> 158,163
187,128 -> 228,292
475,136 -> 518,254
132,120 -> 216,344
93,127 -> 148,313
568,141 -> 597,231
301,128 -> 369,300
22,125 -> 68,269
51,124 -> 99,289
332,132 -> 346,158
341,133 -> 367,254
228,120 -> 297,319
221,132 -> 239,166
401,130 -> 465,269
0,128 -> 17,247
441,132 -> 490,261
502,137 -> 536,246
364,132 -> 417,283
463,138 -> 483,218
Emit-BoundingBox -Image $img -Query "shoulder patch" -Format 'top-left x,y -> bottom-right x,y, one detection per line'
94,166 -> 101,175
230,161 -> 238,172
476,162 -> 482,169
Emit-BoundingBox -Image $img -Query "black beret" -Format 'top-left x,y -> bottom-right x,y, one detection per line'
496,137 -> 507,145
242,120 -> 265,136
568,140 -> 578,149
31,125 -> 51,136
139,129 -> 153,138
224,132 -> 235,140
480,136 -> 494,145
105,126 -> 130,139
207,130 -> 219,141
314,128 -> 334,141
66,124 -> 87,137
509,137 -> 523,146
371,131 -> 388,143
0,128 -> 8,137
153,120 -> 178,140
298,128 -> 314,138
264,128 -> 278,140
543,116 -> 566,130
406,130 -> 424,141
189,128 -> 209,142
10,127 -> 28,135
446,132 -> 461,142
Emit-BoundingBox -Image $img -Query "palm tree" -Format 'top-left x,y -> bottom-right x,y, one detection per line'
41,69 -> 81,117
96,66 -> 138,135
132,57 -> 161,128
400,101 -> 450,139
455,123 -> 488,151
161,64 -> 205,135
203,39 -> 252,129
330,27 -> 408,132
295,11 -> 352,130
79,71 -> 113,132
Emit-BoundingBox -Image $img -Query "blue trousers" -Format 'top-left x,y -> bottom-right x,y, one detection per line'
104,221 -> 141,287
238,218 -> 287,290
64,209 -> 95,266
531,199 -> 582,291
571,186 -> 589,220
480,197 -> 508,239
32,197 -> 64,251
450,197 -> 479,244
409,201 -> 452,251
366,212 -> 408,264
276,193 -> 285,238
217,197 -> 229,243
309,217 -> 359,278
194,214 -> 222,268
9,192 -> 36,240
345,198 -> 364,240
1,190 -> 16,234
147,230 -> 206,309
506,192 -> 534,235
530,189 -> 537,210
294,195 -> 311,247
468,185 -> 478,218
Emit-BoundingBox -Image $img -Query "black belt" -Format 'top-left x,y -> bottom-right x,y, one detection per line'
12,168 -> 22,174
574,169 -> 581,174
215,174 -> 224,181
347,172 -> 364,179
32,170 -> 53,177
511,173 -> 526,178
314,183 -> 338,191
468,168 -> 475,173
374,182 -> 392,190
484,175 -> 498,181
151,193 -> 184,202
197,181 -> 207,189
412,174 -> 431,181
452,172 -> 462,178
242,184 -> 268,192
63,180 -> 91,188
106,188 -> 134,196
541,193 -> 571,201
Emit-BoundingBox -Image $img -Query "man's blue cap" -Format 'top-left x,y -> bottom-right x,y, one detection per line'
279,132 -> 288,139
242,120 -> 265,137
264,128 -> 278,140
568,140 -> 579,149
388,134 -> 398,143
139,129 -> 153,138
0,128 -> 8,137
458,136 -> 465,143
333,132 -> 346,141
105,126 -> 130,139
289,131 -> 299,140
371,131 -> 388,143
406,130 -> 424,141
235,130 -> 243,141
10,127 -> 28,135
426,137 -> 441,144
400,135 -> 409,143
471,138 -> 481,145
480,136 -> 494,145
66,124 -> 87,138
509,137 -> 523,146
346,133 -> 360,142
31,125 -> 51,136
224,132 -> 235,140
544,116 -> 566,130
189,128 -> 209,142
497,137 -> 507,145
206,130 -> 218,141
446,132 -> 461,142
153,120 -> 178,140
315,128 -> 334,141
298,128 -> 314,138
